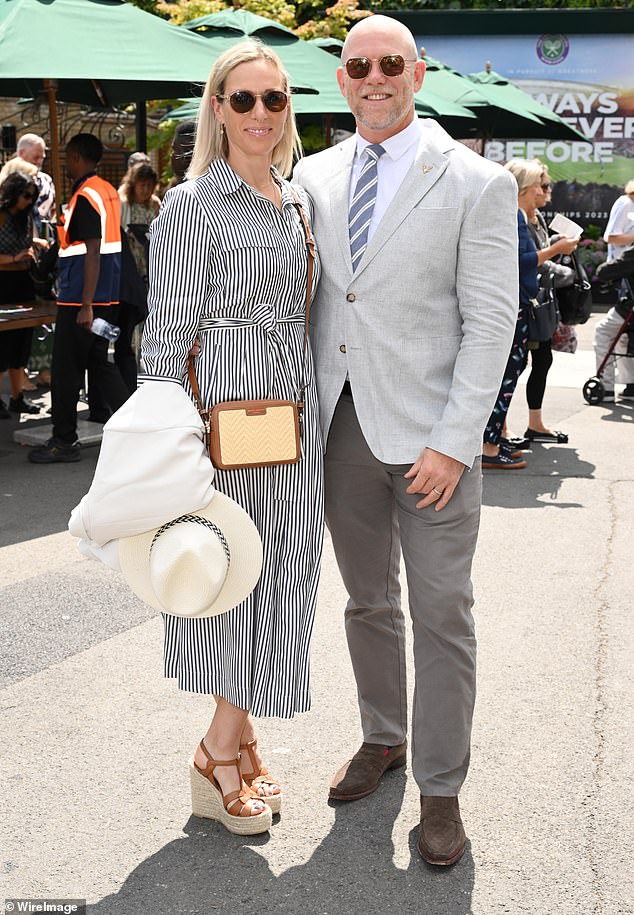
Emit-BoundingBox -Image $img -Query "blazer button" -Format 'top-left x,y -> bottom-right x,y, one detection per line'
346,293 -> 356,302
339,344 -> 347,354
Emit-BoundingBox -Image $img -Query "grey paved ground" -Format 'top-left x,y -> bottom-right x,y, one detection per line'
1,316 -> 633,915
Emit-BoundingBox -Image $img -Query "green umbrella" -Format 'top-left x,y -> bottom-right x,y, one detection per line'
182,10 -> 343,114
0,0 -> 317,193
467,67 -> 586,141
309,37 -> 344,54
181,9 -> 477,132
0,0 -> 317,106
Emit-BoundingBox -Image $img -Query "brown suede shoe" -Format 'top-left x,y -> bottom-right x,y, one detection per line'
418,795 -> 466,866
329,741 -> 407,801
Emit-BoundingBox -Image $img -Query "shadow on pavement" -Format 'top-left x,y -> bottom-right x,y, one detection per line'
88,772 -> 475,915
596,401 -> 633,424
482,445 -> 596,510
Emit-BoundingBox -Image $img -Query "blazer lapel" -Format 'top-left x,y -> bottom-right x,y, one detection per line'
327,137 -> 356,275
354,132 -> 452,278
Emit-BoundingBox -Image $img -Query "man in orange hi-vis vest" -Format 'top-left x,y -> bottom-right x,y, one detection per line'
29,134 -> 129,464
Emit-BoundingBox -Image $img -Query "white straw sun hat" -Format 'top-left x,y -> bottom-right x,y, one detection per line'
118,492 -> 263,618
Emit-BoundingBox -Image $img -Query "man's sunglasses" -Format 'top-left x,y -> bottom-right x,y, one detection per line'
217,90 -> 289,114
21,191 -> 36,201
344,55 -> 418,80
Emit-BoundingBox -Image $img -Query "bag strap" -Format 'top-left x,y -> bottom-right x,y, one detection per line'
288,184 -> 316,410
186,181 -> 316,418
187,357 -> 206,419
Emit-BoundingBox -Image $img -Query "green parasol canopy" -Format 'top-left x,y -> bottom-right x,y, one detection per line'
467,67 -> 586,141
0,0 -> 317,107
0,0 -> 318,198
180,9 -> 477,129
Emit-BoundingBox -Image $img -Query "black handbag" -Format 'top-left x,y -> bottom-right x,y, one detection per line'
556,252 -> 592,325
527,275 -> 559,342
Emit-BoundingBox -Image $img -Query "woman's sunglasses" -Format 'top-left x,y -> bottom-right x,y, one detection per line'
541,182 -> 552,191
21,191 -> 36,201
217,90 -> 289,114
344,55 -> 418,80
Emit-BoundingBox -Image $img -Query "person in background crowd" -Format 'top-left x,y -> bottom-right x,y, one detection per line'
16,133 -> 56,388
0,157 -> 39,186
117,151 -> 151,197
28,133 -> 129,464
294,16 -> 517,865
17,133 -> 56,226
166,120 -> 196,189
116,163 -> 160,392
126,151 -> 151,170
0,172 -> 45,418
592,179 -> 634,402
520,164 -> 578,444
481,158 -> 539,470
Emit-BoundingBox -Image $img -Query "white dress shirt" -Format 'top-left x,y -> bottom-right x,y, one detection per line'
349,117 -> 423,243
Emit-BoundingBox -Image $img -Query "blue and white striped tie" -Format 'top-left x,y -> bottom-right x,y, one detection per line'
348,143 -> 386,272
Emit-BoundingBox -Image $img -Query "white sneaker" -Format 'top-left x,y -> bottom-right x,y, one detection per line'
602,390 -> 615,402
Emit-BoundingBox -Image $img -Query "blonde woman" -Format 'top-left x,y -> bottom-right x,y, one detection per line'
140,41 -> 323,835
482,158 -> 543,469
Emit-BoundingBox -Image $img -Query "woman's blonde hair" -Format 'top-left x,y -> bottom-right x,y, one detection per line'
504,158 -> 544,195
187,39 -> 301,180
0,157 -> 38,187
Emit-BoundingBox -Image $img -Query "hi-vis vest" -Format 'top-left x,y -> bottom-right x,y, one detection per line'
57,174 -> 121,307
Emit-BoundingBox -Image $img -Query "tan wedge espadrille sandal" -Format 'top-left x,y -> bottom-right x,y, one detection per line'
190,741 -> 272,835
239,738 -> 282,815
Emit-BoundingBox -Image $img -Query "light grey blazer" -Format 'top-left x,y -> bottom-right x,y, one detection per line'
293,119 -> 519,469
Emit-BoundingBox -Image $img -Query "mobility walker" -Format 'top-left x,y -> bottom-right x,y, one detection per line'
582,255 -> 634,405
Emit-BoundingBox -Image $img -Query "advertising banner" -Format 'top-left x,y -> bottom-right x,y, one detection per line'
417,33 -> 633,229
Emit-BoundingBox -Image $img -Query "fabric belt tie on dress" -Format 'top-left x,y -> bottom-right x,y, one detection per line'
197,305 -> 304,334
197,306 -> 306,397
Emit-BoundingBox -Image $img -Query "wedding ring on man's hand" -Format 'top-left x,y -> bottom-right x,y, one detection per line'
432,487 -> 444,496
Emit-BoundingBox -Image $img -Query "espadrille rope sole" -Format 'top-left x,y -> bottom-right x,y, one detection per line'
189,761 -> 272,834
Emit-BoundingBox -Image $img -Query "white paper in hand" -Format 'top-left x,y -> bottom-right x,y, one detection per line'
549,213 -> 583,238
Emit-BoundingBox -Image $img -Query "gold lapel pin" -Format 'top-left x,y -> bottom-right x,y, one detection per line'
421,164 -> 433,174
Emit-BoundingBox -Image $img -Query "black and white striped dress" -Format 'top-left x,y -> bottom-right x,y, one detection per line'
139,159 -> 324,718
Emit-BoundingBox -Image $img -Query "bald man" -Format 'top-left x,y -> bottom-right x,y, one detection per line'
294,16 -> 518,865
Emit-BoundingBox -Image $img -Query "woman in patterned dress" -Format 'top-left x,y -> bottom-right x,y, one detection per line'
140,41 -> 323,835
0,172 -> 44,418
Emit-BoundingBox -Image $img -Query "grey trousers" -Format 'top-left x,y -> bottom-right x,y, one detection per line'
324,394 -> 482,796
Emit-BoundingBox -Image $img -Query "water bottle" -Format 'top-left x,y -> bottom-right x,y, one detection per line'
91,317 -> 120,341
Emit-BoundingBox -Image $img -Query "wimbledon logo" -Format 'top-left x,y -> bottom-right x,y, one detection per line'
536,34 -> 570,66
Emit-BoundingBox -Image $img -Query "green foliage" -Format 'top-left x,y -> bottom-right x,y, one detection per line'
157,0 -> 225,24
584,223 -> 603,241
300,123 -> 327,152
296,0 -> 370,39
155,0 -> 368,33
368,0 -> 632,7
127,0 -> 169,16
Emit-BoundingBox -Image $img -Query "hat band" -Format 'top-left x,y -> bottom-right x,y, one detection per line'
150,514 -> 231,564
